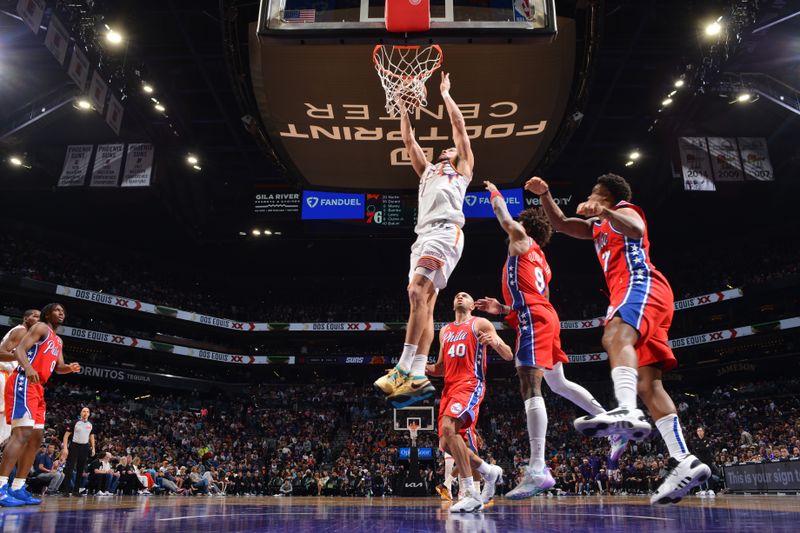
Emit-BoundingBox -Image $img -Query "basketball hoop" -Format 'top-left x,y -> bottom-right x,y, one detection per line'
408,420 -> 420,446
373,44 -> 443,117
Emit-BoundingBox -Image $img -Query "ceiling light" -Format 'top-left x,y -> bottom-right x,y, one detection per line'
674,79 -> 685,88
705,19 -> 722,36
151,97 -> 159,104
192,165 -> 202,171
661,98 -> 673,106
143,84 -> 153,94
625,160 -> 634,167
736,92 -> 752,103
186,155 -> 198,165
154,104 -> 165,112
239,231 -> 247,236
629,150 -> 641,160
76,99 -> 92,110
9,157 -> 23,167
668,90 -> 677,97
263,230 -> 272,235
252,229 -> 261,236
106,29 -> 123,45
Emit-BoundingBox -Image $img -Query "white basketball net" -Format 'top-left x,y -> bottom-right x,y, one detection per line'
373,45 -> 443,117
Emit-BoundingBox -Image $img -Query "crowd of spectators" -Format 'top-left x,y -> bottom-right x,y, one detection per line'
8,375 -> 798,499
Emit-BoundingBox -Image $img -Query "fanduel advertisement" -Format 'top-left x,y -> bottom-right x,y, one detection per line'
301,190 -> 365,220
463,188 -> 524,218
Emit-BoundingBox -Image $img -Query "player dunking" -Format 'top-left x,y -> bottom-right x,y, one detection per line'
374,72 -> 473,407
426,292 -> 513,512
0,309 -> 40,445
526,174 -> 710,505
475,181 -> 627,499
0,303 -> 81,507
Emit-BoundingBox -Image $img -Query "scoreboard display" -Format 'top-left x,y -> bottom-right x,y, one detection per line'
365,193 -> 417,227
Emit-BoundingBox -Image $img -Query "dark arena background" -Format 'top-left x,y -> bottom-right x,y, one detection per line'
0,0 -> 799,531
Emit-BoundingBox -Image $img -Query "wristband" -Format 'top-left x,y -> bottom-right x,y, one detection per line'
490,190 -> 503,202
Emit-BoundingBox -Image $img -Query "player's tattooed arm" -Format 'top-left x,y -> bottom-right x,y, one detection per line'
475,318 -> 513,361
526,176 -> 593,240
485,181 -> 528,254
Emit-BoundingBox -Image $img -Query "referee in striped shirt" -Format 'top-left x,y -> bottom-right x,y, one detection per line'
60,407 -> 95,495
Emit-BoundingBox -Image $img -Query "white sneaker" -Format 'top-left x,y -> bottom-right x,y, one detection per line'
697,490 -> 707,497
574,408 -> 652,441
480,465 -> 503,504
450,492 -> 483,513
650,455 -> 711,506
505,467 -> 556,500
707,490 -> 715,497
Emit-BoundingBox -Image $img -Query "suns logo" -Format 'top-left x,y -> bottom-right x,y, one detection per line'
435,161 -> 460,183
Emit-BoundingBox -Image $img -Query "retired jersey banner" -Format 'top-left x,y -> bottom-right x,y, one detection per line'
121,143 -> 155,187
90,144 -> 125,187
738,137 -> 774,181
44,14 -> 69,65
67,47 -> 91,92
16,0 -> 45,35
678,137 -> 715,191
89,71 -> 109,114
707,137 -> 744,182
58,145 -> 93,187
106,95 -> 124,135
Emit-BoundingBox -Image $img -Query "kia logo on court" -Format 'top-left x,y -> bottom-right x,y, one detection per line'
465,196 -> 477,207
306,196 -> 319,208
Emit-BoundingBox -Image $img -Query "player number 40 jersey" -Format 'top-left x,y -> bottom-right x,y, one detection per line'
440,317 -> 486,385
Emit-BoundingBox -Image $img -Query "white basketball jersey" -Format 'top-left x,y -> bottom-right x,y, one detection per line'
0,326 -> 23,373
415,160 -> 470,233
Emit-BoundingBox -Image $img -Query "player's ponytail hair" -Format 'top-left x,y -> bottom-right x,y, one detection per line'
596,173 -> 632,203
518,208 -> 553,248
40,302 -> 65,323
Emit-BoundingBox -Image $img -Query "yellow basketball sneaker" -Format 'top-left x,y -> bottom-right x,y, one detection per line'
373,366 -> 409,396
436,484 -> 452,502
387,375 -> 436,408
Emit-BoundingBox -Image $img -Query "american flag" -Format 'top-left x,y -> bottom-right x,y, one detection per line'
283,9 -> 316,22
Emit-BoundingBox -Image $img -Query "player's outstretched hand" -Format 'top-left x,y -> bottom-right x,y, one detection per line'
525,176 -> 549,195
440,72 -> 451,95
483,181 -> 498,194
425,364 -> 436,375
25,366 -> 40,384
475,297 -> 504,315
68,362 -> 81,373
576,200 -> 605,218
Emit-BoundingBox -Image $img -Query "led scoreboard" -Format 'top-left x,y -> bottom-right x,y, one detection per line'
365,193 -> 417,227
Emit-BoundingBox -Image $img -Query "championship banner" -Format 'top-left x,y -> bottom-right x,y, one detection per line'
58,145 -> 93,187
89,71 -> 109,114
16,0 -> 45,35
678,137 -> 715,191
738,137 -> 774,181
106,95 -> 124,135
44,14 -> 70,65
90,144 -> 125,187
121,143 -> 155,187
67,47 -> 91,92
707,137 -> 744,182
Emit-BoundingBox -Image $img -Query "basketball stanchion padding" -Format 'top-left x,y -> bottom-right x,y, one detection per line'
385,0 -> 430,32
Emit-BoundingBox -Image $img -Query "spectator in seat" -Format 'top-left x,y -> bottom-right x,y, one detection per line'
32,444 -> 66,495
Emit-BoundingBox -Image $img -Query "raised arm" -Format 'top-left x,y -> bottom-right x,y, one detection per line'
440,73 -> 474,177
474,318 -> 513,361
525,177 -> 594,240
398,103 -> 429,177
425,329 -> 446,377
484,180 -> 529,255
577,204 -> 645,240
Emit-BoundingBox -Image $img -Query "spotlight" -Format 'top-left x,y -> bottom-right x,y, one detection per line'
674,79 -> 685,88
75,99 -> 92,110
151,98 -> 159,104
668,90 -> 677,97
154,104 -> 165,112
192,165 -> 202,171
736,92 -> 752,103
239,231 -> 247,236
705,18 -> 722,36
252,229 -> 261,236
186,155 -> 198,165
625,161 -> 634,167
263,230 -> 272,235
143,84 -> 154,94
662,98 -> 673,106
629,150 -> 641,160
106,29 -> 123,45
9,157 -> 23,167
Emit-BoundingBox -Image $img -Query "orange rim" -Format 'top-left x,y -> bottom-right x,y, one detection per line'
372,44 -> 443,81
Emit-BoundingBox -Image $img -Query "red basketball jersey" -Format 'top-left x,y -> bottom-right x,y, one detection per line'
592,201 -> 667,299
502,238 -> 552,309
18,327 -> 62,385
440,317 -> 486,385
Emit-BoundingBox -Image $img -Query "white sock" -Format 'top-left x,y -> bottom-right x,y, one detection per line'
397,344 -> 417,373
525,396 -> 547,472
544,363 -> 605,415
11,478 -> 25,490
444,456 -> 455,493
410,354 -> 428,377
476,461 -> 493,477
611,366 -> 638,410
460,476 -> 475,496
655,414 -> 691,461
0,476 -> 8,488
